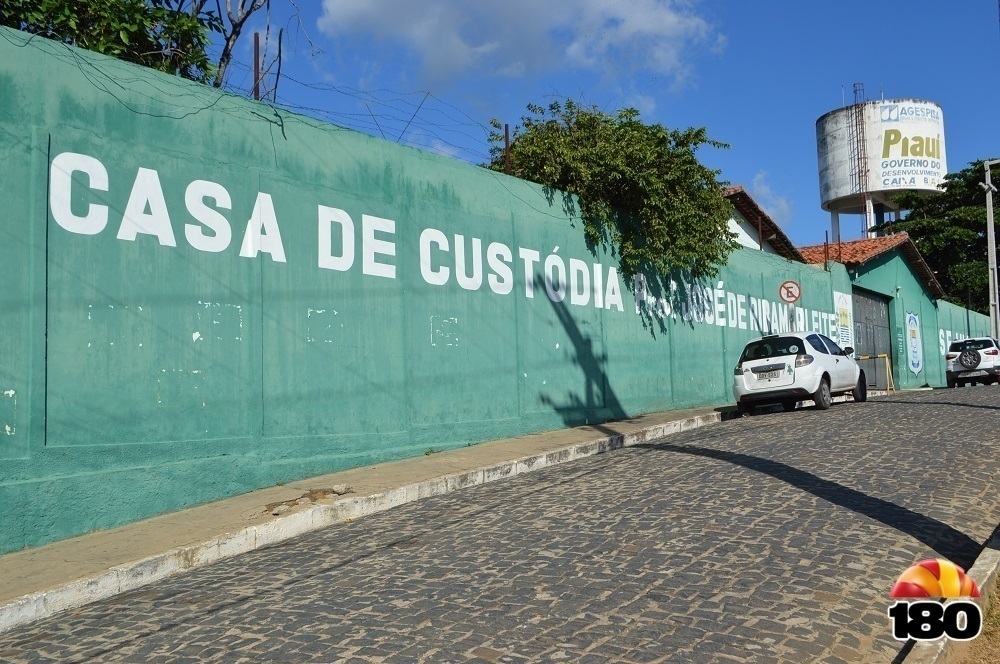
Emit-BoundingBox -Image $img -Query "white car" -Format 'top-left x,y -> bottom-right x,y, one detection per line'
945,337 -> 1000,387
733,331 -> 866,415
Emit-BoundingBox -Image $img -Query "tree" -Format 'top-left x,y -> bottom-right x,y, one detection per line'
175,0 -> 263,89
876,159 -> 999,314
489,101 -> 737,280
0,0 -> 220,82
0,1 -> 313,96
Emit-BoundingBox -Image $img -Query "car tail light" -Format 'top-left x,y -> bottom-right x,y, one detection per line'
985,348 -> 999,356
794,353 -> 814,368
946,352 -> 959,360
734,365 -> 743,376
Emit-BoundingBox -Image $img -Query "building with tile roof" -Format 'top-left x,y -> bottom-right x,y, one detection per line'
722,186 -> 805,263
716,189 -> 986,394
798,233 -> 945,299
792,229 -> 989,394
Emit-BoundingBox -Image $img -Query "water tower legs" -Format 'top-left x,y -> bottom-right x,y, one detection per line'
863,196 -> 876,237
830,210 -> 841,244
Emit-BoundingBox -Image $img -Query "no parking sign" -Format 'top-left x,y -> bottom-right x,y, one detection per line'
779,281 -> 801,304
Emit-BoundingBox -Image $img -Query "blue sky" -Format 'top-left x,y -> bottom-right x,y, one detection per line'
223,1 -> 1000,248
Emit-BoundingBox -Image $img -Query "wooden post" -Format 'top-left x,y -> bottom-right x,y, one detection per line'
253,33 -> 260,101
504,123 -> 511,175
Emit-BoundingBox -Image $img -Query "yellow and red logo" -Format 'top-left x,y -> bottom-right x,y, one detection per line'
889,559 -> 980,599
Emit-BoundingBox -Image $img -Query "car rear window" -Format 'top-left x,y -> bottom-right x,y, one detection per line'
949,339 -> 996,352
740,337 -> 804,362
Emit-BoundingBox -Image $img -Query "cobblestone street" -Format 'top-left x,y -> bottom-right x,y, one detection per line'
2,388 -> 999,662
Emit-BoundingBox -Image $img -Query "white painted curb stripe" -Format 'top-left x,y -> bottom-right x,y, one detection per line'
0,412 -> 721,634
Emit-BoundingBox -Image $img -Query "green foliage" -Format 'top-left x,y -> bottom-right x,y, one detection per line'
0,0 -> 220,82
876,159 -> 999,314
489,100 -> 737,279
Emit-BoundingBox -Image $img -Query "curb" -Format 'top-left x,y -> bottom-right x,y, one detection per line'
0,411 -> 722,635
904,525 -> 1000,663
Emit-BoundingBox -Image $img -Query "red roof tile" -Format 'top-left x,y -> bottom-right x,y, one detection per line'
799,234 -> 909,265
799,233 -> 945,299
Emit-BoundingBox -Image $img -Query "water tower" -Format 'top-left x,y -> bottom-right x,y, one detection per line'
816,84 -> 947,240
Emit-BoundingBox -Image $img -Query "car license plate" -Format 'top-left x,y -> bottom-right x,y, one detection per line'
757,370 -> 781,380
959,370 -> 987,377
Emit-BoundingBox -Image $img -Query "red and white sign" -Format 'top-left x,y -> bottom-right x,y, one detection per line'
779,280 -> 801,303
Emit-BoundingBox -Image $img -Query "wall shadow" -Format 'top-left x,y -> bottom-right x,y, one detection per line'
536,273 -> 628,431
868,399 -> 1000,411
636,441 -> 983,570
624,267 -> 697,340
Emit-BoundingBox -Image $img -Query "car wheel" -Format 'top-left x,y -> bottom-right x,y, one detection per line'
947,377 -> 956,388
959,349 -> 981,370
852,373 -> 868,402
813,378 -> 832,410
737,403 -> 753,416
781,400 -> 797,412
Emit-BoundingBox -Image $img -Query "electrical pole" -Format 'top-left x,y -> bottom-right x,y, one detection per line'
982,160 -> 1000,338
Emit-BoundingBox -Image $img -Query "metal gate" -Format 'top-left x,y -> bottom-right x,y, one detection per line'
852,289 -> 892,389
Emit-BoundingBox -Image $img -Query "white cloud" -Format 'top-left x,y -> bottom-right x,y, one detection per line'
750,172 -> 793,229
318,0 -> 722,86
427,139 -> 463,160
626,93 -> 657,116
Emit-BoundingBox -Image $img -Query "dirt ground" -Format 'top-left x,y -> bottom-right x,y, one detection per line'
962,599 -> 1000,662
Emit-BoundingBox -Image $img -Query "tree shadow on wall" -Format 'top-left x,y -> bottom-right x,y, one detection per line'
636,440 -> 984,570
626,267 -> 708,341
534,272 -> 629,434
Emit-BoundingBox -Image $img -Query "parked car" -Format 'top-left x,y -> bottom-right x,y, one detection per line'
733,331 -> 866,415
945,337 -> 1000,387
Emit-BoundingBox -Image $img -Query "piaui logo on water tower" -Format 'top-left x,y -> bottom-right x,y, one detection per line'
882,130 -> 942,160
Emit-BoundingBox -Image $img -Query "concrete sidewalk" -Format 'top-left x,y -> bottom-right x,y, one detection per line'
0,405 -> 730,635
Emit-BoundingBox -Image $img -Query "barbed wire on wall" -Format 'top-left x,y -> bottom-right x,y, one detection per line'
207,50 -> 494,165
0,27 -> 572,219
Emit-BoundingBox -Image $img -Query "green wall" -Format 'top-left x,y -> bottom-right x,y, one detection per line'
0,28 -> 989,553
937,299 -> 991,355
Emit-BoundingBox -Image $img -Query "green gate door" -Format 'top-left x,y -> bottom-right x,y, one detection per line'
853,289 -> 892,389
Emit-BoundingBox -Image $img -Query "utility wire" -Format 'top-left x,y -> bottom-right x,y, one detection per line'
366,103 -> 386,140
397,92 -> 429,143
